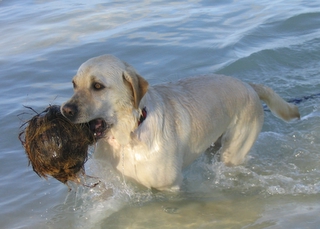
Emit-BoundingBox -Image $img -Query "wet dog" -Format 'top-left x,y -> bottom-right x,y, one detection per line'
61,55 -> 300,190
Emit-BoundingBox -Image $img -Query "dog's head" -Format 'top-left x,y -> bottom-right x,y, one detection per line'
61,55 -> 149,139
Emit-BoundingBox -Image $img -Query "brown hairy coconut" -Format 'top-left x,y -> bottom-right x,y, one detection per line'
19,105 -> 95,185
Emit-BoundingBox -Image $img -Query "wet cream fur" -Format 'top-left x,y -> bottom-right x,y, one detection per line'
61,55 -> 300,191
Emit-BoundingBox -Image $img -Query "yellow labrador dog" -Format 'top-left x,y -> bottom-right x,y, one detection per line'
61,55 -> 300,191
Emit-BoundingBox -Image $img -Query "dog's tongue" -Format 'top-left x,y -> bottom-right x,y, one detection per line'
89,119 -> 103,130
89,118 -> 107,138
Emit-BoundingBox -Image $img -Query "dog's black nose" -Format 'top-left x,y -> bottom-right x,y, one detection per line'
61,103 -> 78,121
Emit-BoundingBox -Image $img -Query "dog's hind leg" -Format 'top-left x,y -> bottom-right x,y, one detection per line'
219,109 -> 264,166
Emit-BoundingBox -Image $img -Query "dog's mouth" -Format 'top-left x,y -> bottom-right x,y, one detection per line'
88,118 -> 112,140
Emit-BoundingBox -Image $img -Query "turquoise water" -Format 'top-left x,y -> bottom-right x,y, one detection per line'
1,1 -> 320,228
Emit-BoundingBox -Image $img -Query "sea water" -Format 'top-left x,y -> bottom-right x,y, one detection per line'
1,0 -> 320,228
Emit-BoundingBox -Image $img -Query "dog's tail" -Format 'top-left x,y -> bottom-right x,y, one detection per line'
249,83 -> 300,121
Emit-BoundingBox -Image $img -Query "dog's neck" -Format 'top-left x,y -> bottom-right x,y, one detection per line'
108,106 -> 147,146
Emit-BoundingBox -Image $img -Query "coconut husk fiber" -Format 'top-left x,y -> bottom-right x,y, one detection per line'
19,105 -> 95,185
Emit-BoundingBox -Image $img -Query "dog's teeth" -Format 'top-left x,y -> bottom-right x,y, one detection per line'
94,133 -> 97,136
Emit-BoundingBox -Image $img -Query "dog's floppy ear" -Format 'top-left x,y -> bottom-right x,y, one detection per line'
123,69 -> 149,109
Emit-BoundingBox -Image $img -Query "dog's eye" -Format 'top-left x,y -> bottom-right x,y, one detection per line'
93,82 -> 105,90
72,80 -> 77,89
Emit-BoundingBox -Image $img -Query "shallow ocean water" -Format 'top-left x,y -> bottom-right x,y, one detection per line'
1,0 -> 320,228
